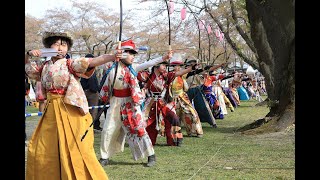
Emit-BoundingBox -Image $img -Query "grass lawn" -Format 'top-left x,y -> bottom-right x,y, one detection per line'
25,97 -> 295,179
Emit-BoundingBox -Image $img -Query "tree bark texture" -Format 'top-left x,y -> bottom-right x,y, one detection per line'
245,0 -> 295,132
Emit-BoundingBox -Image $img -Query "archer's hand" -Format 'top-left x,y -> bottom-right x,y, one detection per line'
192,63 -> 200,70
114,50 -> 122,61
204,65 -> 211,71
27,49 -> 42,57
162,50 -> 173,62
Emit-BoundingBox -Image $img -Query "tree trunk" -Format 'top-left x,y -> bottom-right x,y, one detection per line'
242,0 -> 295,134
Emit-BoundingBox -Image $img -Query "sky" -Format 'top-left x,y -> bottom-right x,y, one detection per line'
25,0 -> 146,18
25,0 -> 158,62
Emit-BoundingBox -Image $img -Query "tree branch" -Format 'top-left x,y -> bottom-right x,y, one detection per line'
207,9 -> 259,69
230,0 -> 257,55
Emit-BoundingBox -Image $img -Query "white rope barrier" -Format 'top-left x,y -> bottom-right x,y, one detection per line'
187,121 -> 251,180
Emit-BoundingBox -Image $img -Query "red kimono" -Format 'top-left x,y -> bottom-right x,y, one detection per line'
142,71 -> 183,146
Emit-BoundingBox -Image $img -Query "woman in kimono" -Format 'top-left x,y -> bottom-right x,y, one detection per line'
98,39 -> 172,167
25,31 -> 112,179
168,59 -> 203,137
142,61 -> 183,147
201,69 -> 233,119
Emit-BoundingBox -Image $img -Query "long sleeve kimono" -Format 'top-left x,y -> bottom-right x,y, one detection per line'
142,71 -> 183,146
202,74 -> 226,119
99,57 -> 165,161
169,74 -> 203,137
25,57 -> 108,180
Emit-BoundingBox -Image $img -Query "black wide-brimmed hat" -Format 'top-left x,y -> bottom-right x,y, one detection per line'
186,58 -> 198,64
42,31 -> 73,49
154,61 -> 169,67
184,56 -> 198,67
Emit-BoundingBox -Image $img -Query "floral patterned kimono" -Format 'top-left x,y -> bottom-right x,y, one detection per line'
99,57 -> 164,161
212,80 -> 228,115
169,75 -> 203,137
202,74 -> 226,119
229,83 -> 241,106
25,57 -> 108,180
142,71 -> 183,146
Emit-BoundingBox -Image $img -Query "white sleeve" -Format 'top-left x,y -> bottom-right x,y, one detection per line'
99,62 -> 113,71
135,57 -> 163,72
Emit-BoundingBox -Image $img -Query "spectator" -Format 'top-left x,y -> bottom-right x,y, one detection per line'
25,74 -> 30,143
80,54 -> 101,130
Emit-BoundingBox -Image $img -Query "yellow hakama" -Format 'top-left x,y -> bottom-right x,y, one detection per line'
26,93 -> 108,180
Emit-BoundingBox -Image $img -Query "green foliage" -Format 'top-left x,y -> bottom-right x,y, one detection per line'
238,0 -> 247,9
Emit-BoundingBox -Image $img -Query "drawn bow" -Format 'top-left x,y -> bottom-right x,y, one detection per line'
81,0 -> 124,141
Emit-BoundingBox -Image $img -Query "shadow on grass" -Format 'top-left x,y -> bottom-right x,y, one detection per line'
201,125 -> 238,134
107,160 -> 145,166
179,122 -> 240,134
235,104 -> 256,108
154,143 -> 177,147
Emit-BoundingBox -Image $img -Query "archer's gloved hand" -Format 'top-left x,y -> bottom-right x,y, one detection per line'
192,64 -> 197,70
204,65 -> 212,71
